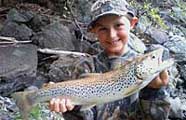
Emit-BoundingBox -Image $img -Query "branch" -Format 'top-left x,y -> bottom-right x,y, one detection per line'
38,48 -> 91,57
0,36 -> 32,44
66,1 -> 85,52
66,0 -> 82,34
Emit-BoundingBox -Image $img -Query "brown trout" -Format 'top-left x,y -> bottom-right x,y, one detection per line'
12,48 -> 174,119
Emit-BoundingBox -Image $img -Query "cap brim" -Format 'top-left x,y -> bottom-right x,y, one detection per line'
87,11 -> 131,31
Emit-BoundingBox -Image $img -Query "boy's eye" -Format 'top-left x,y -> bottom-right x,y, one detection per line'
97,27 -> 107,32
116,23 -> 124,28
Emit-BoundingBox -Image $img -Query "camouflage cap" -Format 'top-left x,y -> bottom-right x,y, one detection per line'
87,0 -> 135,31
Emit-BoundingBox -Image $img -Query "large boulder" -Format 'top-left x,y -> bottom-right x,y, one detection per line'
32,22 -> 75,50
0,22 -> 33,41
0,44 -> 38,96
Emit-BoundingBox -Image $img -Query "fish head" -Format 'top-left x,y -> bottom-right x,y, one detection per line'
135,48 -> 174,80
121,48 -> 174,96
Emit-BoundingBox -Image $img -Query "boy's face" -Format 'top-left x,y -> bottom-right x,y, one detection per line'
92,15 -> 131,56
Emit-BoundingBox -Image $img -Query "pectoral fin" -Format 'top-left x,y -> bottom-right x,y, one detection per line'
124,85 -> 140,97
80,104 -> 96,111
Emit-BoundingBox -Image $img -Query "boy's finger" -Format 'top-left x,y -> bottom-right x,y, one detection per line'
54,98 -> 60,112
49,98 -> 55,111
60,99 -> 67,113
66,99 -> 74,111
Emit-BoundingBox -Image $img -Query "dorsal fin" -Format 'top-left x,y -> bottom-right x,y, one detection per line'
79,73 -> 101,78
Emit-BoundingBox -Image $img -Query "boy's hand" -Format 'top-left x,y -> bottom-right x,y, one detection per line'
148,70 -> 169,89
49,98 -> 75,113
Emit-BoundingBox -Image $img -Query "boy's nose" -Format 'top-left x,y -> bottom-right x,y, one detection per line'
109,28 -> 117,39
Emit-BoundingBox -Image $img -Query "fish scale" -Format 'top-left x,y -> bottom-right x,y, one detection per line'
12,48 -> 174,120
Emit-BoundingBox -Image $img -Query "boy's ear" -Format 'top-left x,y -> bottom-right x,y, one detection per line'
130,17 -> 138,29
88,26 -> 97,33
89,28 -> 96,33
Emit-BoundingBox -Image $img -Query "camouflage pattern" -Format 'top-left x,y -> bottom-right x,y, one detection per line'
87,0 -> 135,31
137,87 -> 171,120
78,46 -> 171,120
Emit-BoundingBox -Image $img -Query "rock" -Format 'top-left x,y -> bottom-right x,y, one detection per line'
0,44 -> 38,96
150,0 -> 173,8
163,35 -> 186,62
7,8 -> 34,23
145,27 -> 169,44
178,64 -> 186,83
177,26 -> 186,38
170,6 -> 186,23
0,22 -> 33,41
169,97 -> 184,119
128,33 -> 147,53
135,16 -> 152,34
169,26 -> 185,39
168,64 -> 183,88
0,95 -> 18,120
32,22 -> 75,50
168,88 -> 186,119
33,72 -> 49,88
2,0 -> 20,6
30,14 -> 50,32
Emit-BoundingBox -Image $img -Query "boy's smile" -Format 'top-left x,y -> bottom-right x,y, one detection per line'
92,15 -> 131,57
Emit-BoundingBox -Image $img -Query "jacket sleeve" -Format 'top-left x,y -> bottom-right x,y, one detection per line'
139,86 -> 169,100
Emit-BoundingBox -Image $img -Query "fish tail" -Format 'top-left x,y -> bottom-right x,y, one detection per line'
11,90 -> 36,119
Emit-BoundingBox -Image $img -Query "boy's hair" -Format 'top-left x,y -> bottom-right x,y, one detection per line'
87,0 -> 135,31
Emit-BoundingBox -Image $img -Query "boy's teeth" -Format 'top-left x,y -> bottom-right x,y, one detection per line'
111,40 -> 119,44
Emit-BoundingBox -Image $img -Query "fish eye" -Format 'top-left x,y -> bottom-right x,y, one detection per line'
152,55 -> 156,59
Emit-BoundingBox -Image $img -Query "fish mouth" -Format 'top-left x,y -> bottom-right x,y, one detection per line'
137,58 -> 174,89
138,72 -> 160,89
126,72 -> 160,97
148,58 -> 174,79
157,58 -> 174,72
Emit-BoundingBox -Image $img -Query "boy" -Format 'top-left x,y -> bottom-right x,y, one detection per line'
49,0 -> 170,119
